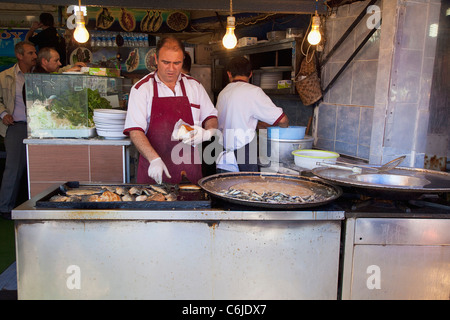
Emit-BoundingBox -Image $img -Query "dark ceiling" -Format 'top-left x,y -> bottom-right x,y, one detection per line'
9,0 -> 328,14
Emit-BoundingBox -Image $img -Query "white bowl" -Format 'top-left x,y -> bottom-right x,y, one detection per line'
292,149 -> 340,170
96,129 -> 126,139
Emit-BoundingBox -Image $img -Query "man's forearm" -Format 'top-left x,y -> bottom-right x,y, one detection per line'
129,130 -> 160,162
204,117 -> 218,130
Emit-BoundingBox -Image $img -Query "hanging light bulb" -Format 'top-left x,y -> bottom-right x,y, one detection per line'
73,1 -> 89,43
222,0 -> 237,49
223,16 -> 237,49
307,0 -> 321,46
307,14 -> 321,45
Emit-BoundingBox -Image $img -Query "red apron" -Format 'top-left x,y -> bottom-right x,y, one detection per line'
136,75 -> 203,184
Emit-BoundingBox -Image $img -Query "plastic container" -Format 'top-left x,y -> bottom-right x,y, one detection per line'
237,37 -> 257,47
268,126 -> 306,140
268,135 -> 314,162
267,31 -> 285,41
286,28 -> 304,38
292,149 -> 340,170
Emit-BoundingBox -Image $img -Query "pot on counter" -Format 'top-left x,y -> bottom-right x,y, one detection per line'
269,136 -> 314,163
259,128 -> 313,164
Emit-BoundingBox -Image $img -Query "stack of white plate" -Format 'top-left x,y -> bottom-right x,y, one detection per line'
93,109 -> 127,139
260,71 -> 283,89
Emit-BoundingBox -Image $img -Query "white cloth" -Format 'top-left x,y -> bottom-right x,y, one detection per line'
124,72 -> 217,135
216,81 -> 285,172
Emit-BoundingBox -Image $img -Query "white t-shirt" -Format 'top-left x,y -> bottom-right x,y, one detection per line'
124,72 -> 217,135
216,81 -> 285,171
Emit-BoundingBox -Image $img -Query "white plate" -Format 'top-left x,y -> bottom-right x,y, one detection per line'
260,66 -> 291,71
95,124 -> 125,131
94,109 -> 127,119
94,109 -> 127,115
96,129 -> 126,139
93,116 -> 126,125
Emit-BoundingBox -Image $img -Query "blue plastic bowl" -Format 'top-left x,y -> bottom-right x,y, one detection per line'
267,126 -> 306,140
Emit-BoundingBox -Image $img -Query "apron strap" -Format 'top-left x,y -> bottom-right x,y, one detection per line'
152,74 -> 159,98
179,76 -> 187,97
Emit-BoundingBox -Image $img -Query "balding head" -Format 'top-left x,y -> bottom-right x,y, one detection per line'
156,36 -> 185,58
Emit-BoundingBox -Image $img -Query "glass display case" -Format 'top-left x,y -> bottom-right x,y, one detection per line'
25,73 -> 123,138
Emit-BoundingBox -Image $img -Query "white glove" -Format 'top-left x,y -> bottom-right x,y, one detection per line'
148,157 -> 171,184
182,126 -> 215,146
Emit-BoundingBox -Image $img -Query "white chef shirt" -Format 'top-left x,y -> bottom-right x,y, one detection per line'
216,81 -> 285,172
124,72 -> 217,135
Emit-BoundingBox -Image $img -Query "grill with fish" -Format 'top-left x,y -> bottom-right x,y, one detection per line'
35,182 -> 211,210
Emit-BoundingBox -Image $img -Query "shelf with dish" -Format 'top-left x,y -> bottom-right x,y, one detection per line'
211,37 -> 304,97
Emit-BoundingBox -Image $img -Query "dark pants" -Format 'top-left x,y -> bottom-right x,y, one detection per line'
233,135 -> 259,172
0,122 -> 27,213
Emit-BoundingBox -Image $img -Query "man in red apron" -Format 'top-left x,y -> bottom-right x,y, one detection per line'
124,36 -> 218,184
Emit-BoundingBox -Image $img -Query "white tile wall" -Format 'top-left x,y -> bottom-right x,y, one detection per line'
317,0 -> 441,166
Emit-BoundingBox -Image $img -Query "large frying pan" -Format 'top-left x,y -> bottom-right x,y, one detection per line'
198,172 -> 342,209
312,166 -> 450,199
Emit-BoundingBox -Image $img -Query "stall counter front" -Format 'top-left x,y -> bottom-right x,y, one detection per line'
24,138 -> 132,198
12,187 -> 344,300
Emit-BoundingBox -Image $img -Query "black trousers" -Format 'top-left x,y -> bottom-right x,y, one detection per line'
233,135 -> 259,172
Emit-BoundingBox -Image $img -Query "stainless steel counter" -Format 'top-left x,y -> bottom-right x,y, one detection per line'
13,185 -> 449,300
12,189 -> 344,300
342,217 -> 450,299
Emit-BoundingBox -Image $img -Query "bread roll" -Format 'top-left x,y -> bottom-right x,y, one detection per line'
175,124 -> 194,140
147,193 -> 166,201
99,190 -> 121,202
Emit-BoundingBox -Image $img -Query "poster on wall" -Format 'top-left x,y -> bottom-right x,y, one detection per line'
69,46 -> 157,75
86,7 -> 190,33
0,28 -> 27,72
